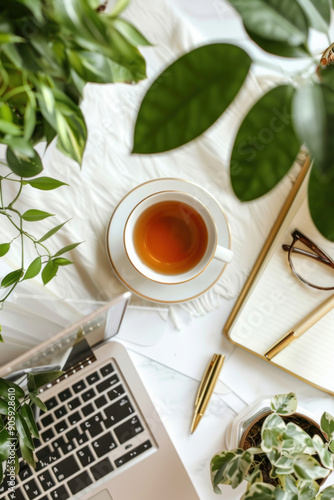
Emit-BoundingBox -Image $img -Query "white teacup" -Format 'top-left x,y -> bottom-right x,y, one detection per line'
124,191 -> 233,284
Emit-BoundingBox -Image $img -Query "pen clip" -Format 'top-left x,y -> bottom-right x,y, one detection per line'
195,354 -> 218,407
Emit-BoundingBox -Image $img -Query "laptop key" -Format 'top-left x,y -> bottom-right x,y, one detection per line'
72,380 -> 86,393
55,405 -> 67,419
114,415 -> 144,444
66,428 -> 80,443
51,436 -> 66,450
76,432 -> 89,446
90,457 -> 114,480
45,396 -> 58,410
41,427 -> 54,442
100,363 -> 114,377
19,463 -> 33,481
82,403 -> 94,416
89,423 -> 103,438
82,388 -> 96,402
77,445 -> 95,467
52,455 -> 80,482
108,384 -> 125,401
68,470 -> 92,495
38,470 -> 55,490
49,485 -> 69,500
96,374 -> 119,393
60,441 -> 75,455
7,488 -> 25,500
23,478 -> 41,499
37,448 -> 60,471
104,396 -> 134,427
67,397 -> 80,411
68,411 -> 81,425
95,394 -> 107,408
55,419 -> 67,433
58,388 -> 72,402
92,432 -> 117,458
40,413 -> 54,427
81,414 -> 103,433
86,371 -> 100,384
115,440 -> 152,468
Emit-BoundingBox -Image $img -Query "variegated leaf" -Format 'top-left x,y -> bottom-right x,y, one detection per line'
321,412 -> 334,441
261,414 -> 286,452
246,466 -> 263,488
312,435 -> 334,470
293,454 -> 330,480
211,449 -> 253,492
283,423 -> 314,454
274,456 -> 294,473
316,484 -> 334,499
274,489 -> 298,500
296,479 -> 320,500
271,393 -> 298,416
241,482 -> 275,500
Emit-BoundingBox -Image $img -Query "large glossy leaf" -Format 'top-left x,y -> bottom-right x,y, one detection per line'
20,404 -> 39,439
0,430 -> 10,462
295,0 -> 331,33
230,85 -> 300,201
6,147 -> 43,178
133,44 -> 252,154
308,164 -> 334,241
15,413 -> 34,450
293,83 -> 326,167
244,30 -> 309,58
229,0 -> 309,45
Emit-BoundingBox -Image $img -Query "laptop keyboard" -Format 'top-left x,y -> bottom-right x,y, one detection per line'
1,361 -> 154,500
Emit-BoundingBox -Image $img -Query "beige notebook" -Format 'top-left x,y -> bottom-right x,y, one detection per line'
224,158 -> 334,394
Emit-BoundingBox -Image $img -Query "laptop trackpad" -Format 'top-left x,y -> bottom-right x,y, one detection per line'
89,490 -> 113,500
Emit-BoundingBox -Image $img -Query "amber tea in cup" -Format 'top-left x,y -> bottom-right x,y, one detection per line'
133,200 -> 208,275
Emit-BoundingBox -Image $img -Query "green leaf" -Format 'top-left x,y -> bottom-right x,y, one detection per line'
0,120 -> 21,136
21,210 -> 54,222
15,0 -> 43,22
0,243 -> 10,257
241,482 -> 275,500
295,0 -> 331,33
52,258 -> 73,266
0,379 -> 25,400
6,147 -> 43,178
317,485 -> 334,499
293,83 -> 326,167
15,413 -> 34,450
244,30 -> 309,58
283,422 -> 314,454
261,414 -> 286,452
312,435 -> 334,470
296,480 -> 320,500
0,398 -> 8,415
28,371 -> 63,391
133,44 -> 251,153
230,85 -> 300,201
22,257 -> 42,281
0,33 -> 24,45
211,448 -> 253,492
20,404 -> 39,440
271,393 -> 297,415
27,176 -> 68,190
56,110 -> 87,166
1,269 -> 23,288
23,102 -> 36,142
0,429 -> 10,462
54,242 -> 82,257
308,164 -> 334,241
229,0 -> 309,45
68,49 -> 127,84
38,221 -> 68,243
28,392 -> 47,413
19,439 -> 36,468
321,412 -> 334,441
41,261 -> 58,285
112,19 -> 152,46
109,0 -> 130,16
293,454 -> 330,480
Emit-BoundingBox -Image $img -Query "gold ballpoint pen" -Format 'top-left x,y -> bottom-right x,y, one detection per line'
265,294 -> 334,360
190,354 -> 225,434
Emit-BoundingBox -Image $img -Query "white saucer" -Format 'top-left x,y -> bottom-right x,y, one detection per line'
106,179 -> 231,304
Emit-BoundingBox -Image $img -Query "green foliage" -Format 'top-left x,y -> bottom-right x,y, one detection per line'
0,370 -> 62,484
132,0 -> 334,241
0,0 -> 147,312
132,44 -> 251,153
211,393 -> 334,498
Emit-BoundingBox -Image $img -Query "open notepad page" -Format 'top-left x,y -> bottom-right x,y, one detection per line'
229,183 -> 334,393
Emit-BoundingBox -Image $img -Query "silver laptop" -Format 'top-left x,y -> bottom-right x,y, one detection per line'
0,292 -> 199,500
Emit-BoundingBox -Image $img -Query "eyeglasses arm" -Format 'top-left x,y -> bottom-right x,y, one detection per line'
282,244 -> 334,268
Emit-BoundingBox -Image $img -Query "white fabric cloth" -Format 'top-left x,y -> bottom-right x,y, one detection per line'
1,0 -> 300,326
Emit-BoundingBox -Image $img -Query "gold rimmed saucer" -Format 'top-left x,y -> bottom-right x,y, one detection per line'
106,178 -> 231,304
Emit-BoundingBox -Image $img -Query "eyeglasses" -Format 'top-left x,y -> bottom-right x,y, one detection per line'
282,229 -> 334,291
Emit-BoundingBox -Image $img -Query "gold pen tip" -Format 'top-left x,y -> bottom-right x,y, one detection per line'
190,414 -> 201,434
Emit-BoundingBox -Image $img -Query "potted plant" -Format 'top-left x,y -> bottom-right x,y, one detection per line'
0,0 -> 149,319
0,370 -> 62,488
132,0 -> 334,242
211,393 -> 334,499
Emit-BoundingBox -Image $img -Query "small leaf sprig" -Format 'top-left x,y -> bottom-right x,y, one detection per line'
0,172 -> 82,318
0,370 -> 63,485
